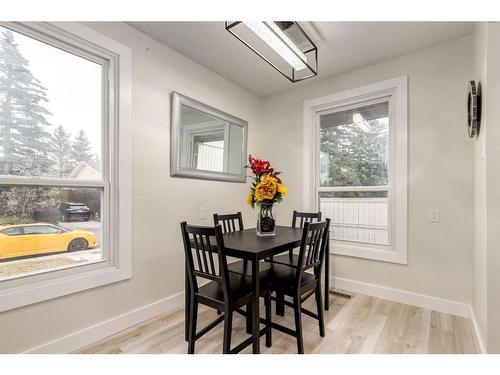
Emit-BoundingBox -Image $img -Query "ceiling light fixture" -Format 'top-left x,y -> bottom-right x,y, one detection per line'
243,21 -> 308,71
352,113 -> 371,133
225,21 -> 318,83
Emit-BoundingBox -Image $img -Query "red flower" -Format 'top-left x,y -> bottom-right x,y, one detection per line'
248,154 -> 271,176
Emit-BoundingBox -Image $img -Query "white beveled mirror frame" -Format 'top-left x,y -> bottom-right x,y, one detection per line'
170,92 -> 248,183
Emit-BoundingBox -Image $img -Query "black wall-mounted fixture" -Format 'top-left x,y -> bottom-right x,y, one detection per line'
225,21 -> 318,83
467,80 -> 481,138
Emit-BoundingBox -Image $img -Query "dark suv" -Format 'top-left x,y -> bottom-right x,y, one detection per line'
59,202 -> 91,222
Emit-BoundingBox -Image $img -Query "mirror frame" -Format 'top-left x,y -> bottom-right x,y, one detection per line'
170,92 -> 248,183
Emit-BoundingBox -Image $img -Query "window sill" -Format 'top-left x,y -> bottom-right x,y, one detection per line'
330,240 -> 407,264
0,262 -> 131,312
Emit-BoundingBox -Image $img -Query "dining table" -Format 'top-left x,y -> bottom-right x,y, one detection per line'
184,225 -> 330,354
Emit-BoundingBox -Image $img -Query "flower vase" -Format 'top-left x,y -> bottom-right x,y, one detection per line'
256,203 -> 276,237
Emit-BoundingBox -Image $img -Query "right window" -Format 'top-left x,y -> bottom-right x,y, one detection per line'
308,77 -> 407,264
319,100 -> 390,246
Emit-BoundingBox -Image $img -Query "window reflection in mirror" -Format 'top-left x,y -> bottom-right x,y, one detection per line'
171,92 -> 247,183
180,105 -> 244,175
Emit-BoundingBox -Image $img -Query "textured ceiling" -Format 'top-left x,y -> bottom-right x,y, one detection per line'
129,22 -> 474,98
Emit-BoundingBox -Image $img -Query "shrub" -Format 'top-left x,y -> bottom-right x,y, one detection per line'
34,207 -> 61,224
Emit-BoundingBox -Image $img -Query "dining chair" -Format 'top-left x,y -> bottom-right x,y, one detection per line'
269,210 -> 323,266
293,210 -> 323,229
213,212 -> 244,233
213,212 -> 273,332
264,211 -> 323,315
181,222 -> 272,354
267,219 -> 330,354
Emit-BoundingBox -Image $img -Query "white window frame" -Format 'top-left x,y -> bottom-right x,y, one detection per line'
303,76 -> 407,264
0,22 -> 132,312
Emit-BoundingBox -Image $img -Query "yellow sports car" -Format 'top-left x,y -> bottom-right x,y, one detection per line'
0,223 -> 98,260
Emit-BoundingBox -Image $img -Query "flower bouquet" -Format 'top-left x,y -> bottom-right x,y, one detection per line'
246,154 -> 288,236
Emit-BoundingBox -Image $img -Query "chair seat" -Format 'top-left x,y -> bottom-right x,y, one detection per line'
269,263 -> 317,295
198,271 -> 272,306
227,260 -> 273,276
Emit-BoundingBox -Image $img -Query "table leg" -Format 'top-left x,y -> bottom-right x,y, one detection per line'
325,231 -> 330,311
251,258 -> 260,354
185,262 -> 191,342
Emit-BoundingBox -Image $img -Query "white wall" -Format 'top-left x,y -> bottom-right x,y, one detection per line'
471,21 -> 500,354
472,22 -> 488,352
484,22 -> 500,354
0,22 -> 265,353
262,36 -> 474,304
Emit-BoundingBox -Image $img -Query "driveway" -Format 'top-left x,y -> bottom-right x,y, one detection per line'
0,248 -> 102,281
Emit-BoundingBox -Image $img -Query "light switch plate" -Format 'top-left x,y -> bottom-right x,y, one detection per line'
200,207 -> 207,220
430,209 -> 440,222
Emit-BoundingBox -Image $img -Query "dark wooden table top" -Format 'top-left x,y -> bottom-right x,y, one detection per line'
222,226 -> 303,259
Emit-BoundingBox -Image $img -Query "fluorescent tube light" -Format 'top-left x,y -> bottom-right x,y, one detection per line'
352,113 -> 371,132
243,21 -> 308,71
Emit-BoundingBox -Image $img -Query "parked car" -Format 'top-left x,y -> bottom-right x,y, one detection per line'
0,223 -> 98,260
59,202 -> 91,222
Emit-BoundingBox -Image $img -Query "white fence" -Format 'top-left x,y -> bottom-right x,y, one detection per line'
320,197 -> 389,245
196,142 -> 223,172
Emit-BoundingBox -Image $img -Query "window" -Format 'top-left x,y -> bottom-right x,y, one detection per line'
0,22 -> 131,312
303,77 -> 407,264
319,100 -> 390,246
0,23 -> 104,278
1,227 -> 22,235
196,139 -> 225,172
24,225 -> 55,235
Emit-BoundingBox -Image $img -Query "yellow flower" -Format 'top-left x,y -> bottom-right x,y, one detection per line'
278,183 -> 288,196
254,175 -> 278,201
246,192 -> 254,206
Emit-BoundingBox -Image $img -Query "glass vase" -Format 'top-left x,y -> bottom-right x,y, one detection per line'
256,203 -> 276,237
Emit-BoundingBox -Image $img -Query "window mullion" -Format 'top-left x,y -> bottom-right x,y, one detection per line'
0,177 -> 107,188
318,186 -> 389,192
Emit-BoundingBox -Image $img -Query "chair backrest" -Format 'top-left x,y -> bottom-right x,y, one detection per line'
292,210 -> 322,229
180,222 -> 231,301
295,219 -> 331,288
213,212 -> 244,233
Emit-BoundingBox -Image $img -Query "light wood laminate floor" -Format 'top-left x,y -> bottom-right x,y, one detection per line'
77,291 -> 480,354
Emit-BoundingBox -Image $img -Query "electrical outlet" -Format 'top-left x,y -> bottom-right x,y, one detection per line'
200,207 -> 207,220
430,209 -> 440,222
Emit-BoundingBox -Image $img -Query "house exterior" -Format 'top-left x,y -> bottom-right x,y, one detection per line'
68,161 -> 100,180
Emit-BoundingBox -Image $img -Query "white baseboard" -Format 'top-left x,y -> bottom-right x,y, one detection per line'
331,276 -> 471,318
469,305 -> 486,353
24,291 -> 185,354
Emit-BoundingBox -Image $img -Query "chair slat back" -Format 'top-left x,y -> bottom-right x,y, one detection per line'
292,210 -> 322,229
295,219 -> 331,287
180,222 -> 230,299
213,212 -> 244,233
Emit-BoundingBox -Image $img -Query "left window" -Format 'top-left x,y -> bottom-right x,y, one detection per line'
0,22 -> 131,312
0,24 -> 104,280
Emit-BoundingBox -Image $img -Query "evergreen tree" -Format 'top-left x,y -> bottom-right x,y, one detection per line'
320,117 -> 388,195
92,152 -> 102,171
0,29 -> 53,176
71,129 -> 93,165
50,125 -> 72,177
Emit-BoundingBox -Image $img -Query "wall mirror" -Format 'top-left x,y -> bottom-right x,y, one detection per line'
170,92 -> 248,182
